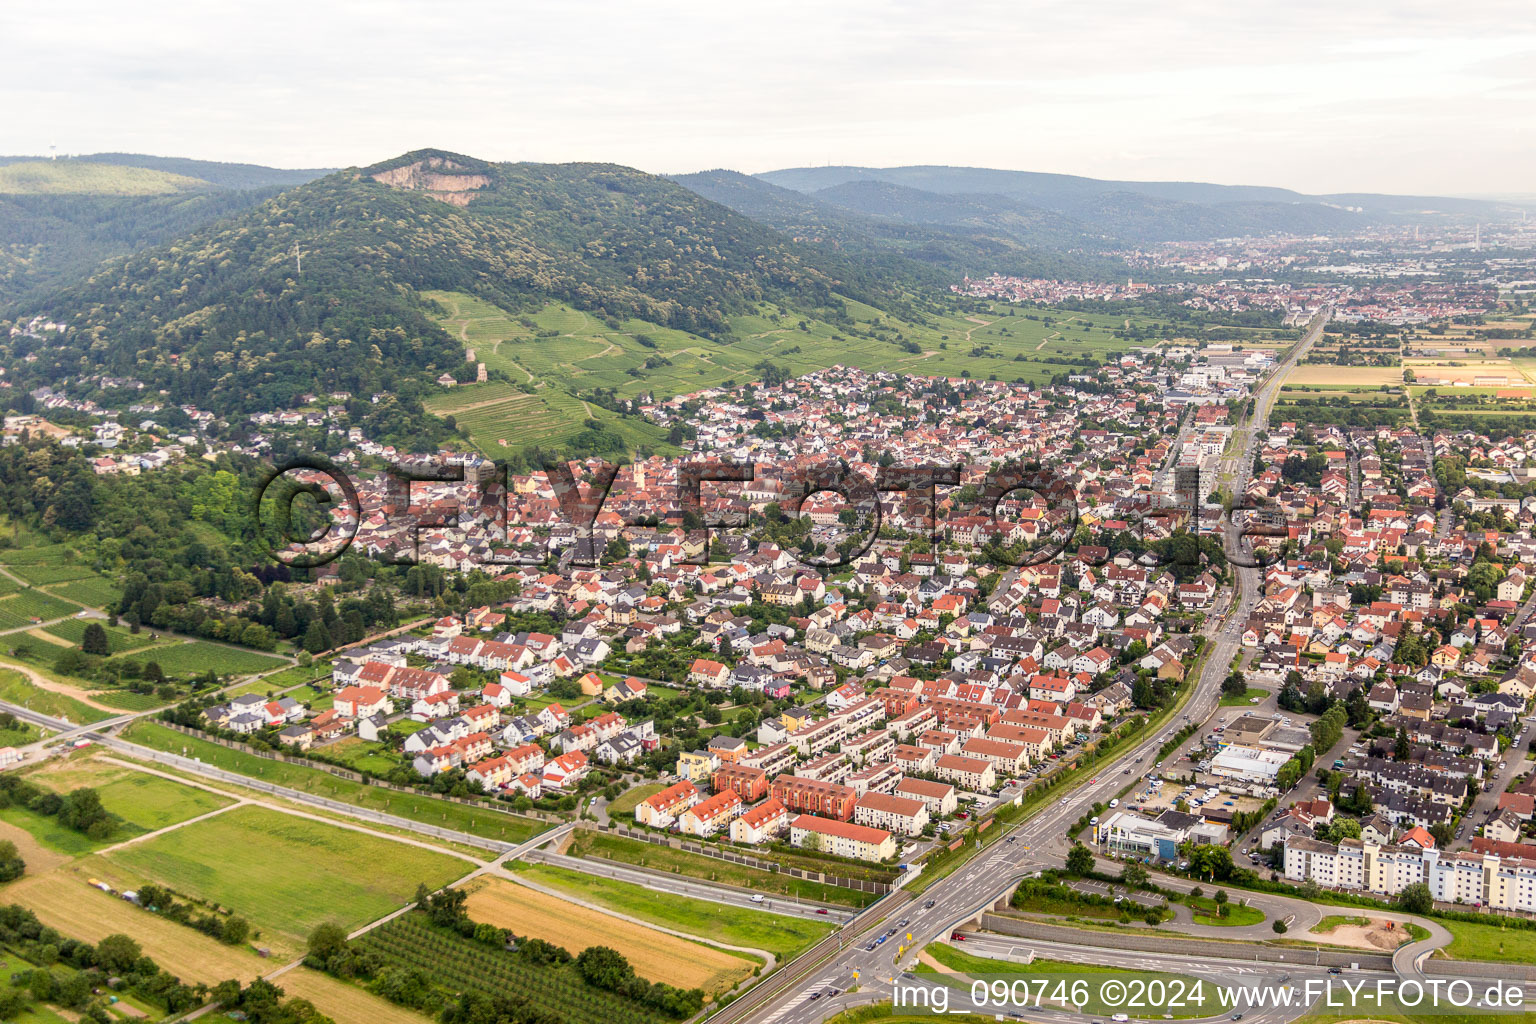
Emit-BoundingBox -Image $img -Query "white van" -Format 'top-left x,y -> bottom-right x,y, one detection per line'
1108,799 -> 1119,808
750,894 -> 765,904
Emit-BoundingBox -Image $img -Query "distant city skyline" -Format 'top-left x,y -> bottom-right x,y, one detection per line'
6,0 -> 1534,197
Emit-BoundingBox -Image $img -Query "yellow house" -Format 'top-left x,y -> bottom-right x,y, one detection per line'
780,708 -> 814,732
676,749 -> 718,782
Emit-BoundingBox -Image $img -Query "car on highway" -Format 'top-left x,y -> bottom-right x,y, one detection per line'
950,932 -> 966,941
924,900 -> 936,908
750,894 -> 764,903
1327,968 -> 1342,975
816,908 -> 829,914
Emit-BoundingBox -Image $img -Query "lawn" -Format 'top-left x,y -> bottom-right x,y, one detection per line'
462,876 -> 756,993
96,804 -> 469,949
321,738 -> 402,775
122,720 -> 547,845
1188,895 -> 1265,926
1438,917 -> 1536,964
919,945 -> 1230,1016
0,720 -> 40,747
565,830 -> 874,907
608,782 -> 666,817
1220,687 -> 1270,707
514,861 -> 833,959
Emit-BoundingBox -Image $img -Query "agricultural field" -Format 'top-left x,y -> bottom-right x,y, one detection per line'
1270,392 -> 1411,428
0,590 -> 82,630
277,967 -> 435,1024
0,669 -> 113,724
44,618 -> 156,653
44,576 -> 122,609
92,804 -> 469,950
1404,356 -> 1536,387
5,868 -> 267,984
422,290 -> 1173,455
1284,364 -> 1404,387
0,541 -> 83,566
27,758 -> 235,840
5,563 -> 98,586
91,690 -> 174,711
116,640 -> 287,678
513,862 -> 832,959
462,877 -> 756,993
357,912 -> 675,1024
121,721 -> 547,844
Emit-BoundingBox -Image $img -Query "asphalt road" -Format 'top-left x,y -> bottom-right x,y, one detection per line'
712,310 -> 1335,1024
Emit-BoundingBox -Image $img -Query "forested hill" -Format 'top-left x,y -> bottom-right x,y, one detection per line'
1,150 -> 904,446
670,169 -> 1131,281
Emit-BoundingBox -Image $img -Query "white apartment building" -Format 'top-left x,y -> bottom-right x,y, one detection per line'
1283,836 -> 1536,913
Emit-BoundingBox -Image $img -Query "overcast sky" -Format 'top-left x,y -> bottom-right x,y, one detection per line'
5,0 -> 1534,196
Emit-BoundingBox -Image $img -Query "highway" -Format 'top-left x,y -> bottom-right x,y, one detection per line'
713,310 -> 1334,1024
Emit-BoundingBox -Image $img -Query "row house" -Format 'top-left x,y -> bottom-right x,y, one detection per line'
770,775 -> 857,821
853,792 -> 929,836
636,779 -> 700,827
679,790 -> 744,837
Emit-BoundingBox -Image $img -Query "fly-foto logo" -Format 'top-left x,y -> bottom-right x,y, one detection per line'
253,453 -> 1287,574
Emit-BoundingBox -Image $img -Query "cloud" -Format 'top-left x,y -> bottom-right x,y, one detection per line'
2,0 -> 1532,195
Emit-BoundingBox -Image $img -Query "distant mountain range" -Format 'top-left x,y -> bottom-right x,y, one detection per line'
0,153 -> 333,190
676,164 -> 1529,279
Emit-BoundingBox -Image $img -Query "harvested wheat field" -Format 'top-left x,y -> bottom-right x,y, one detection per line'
1285,365 -> 1403,387
280,967 -> 435,1024
6,866 -> 266,983
463,877 -> 755,994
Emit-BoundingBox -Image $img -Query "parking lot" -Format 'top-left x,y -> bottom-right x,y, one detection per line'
1066,878 -> 1165,908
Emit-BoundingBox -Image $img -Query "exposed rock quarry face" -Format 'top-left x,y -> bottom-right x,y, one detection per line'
369,156 -> 489,206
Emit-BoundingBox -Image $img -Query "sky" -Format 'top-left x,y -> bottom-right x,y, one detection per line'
5,0 -> 1535,196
